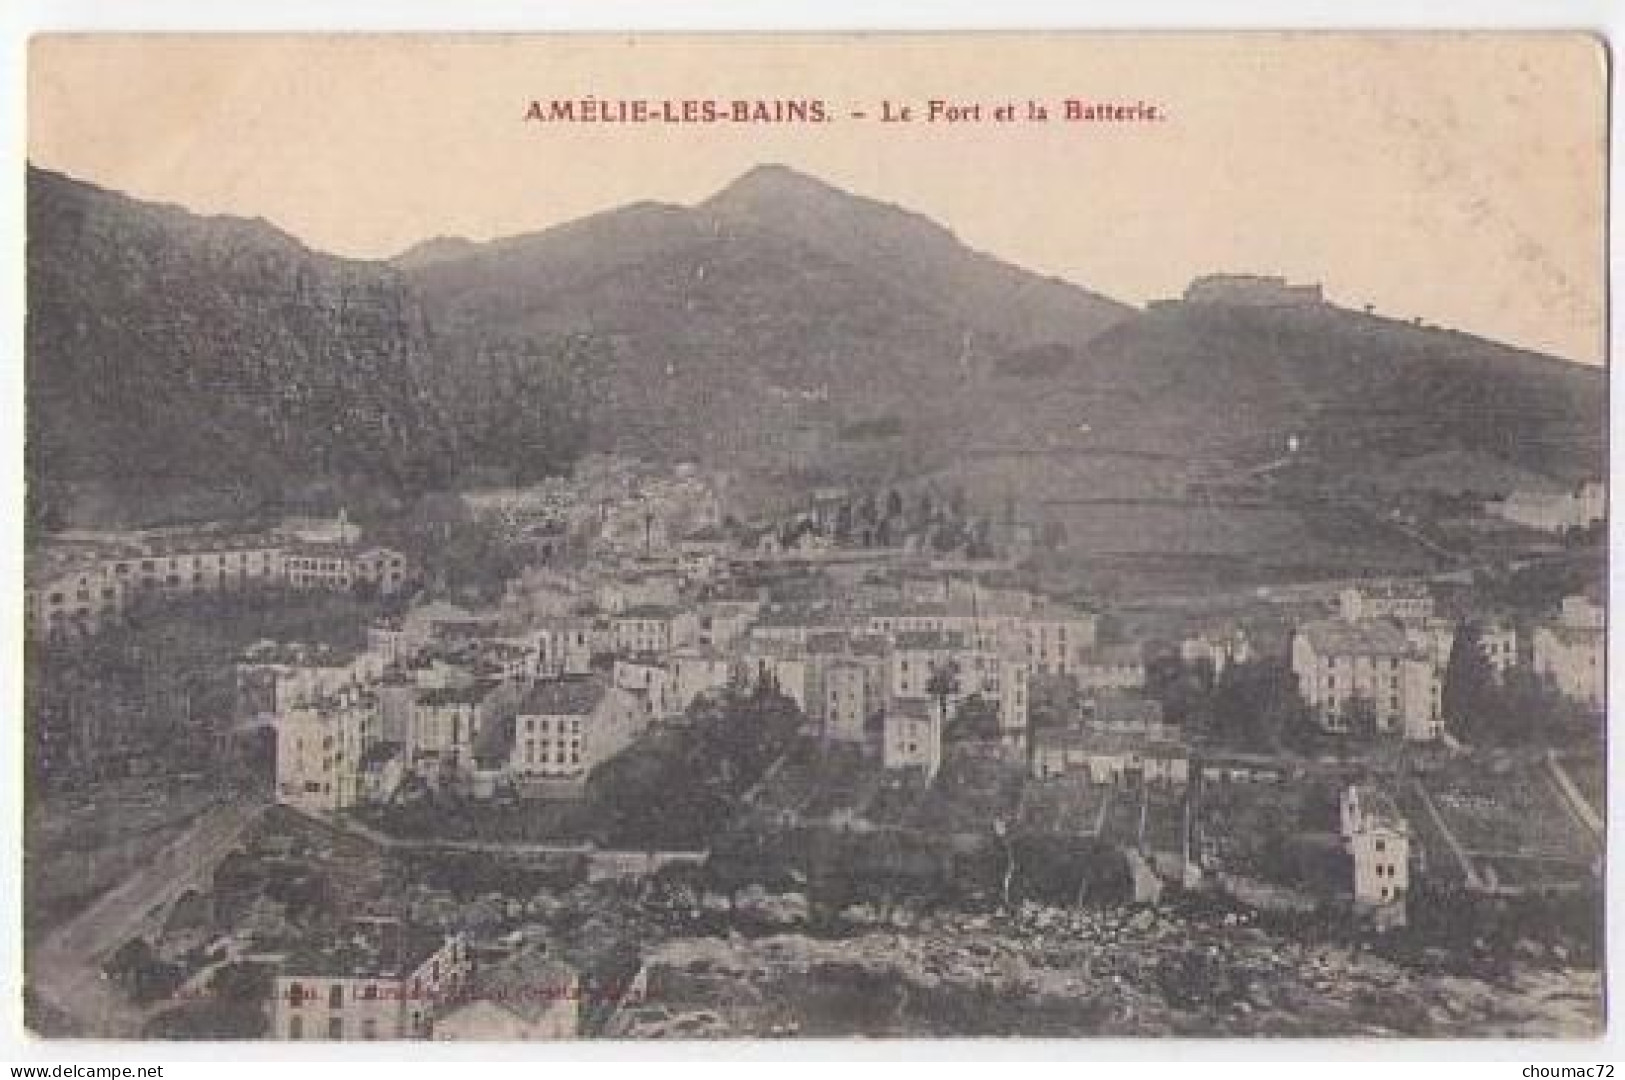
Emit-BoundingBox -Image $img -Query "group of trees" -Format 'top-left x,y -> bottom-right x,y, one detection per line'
1443,619 -> 1595,747
769,485 -> 1001,558
1143,656 -> 1310,753
585,675 -> 805,848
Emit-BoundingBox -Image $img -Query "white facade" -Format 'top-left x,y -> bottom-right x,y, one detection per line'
1291,620 -> 1443,740
272,930 -> 471,1041
1340,786 -> 1410,908
883,704 -> 941,780
275,699 -> 377,814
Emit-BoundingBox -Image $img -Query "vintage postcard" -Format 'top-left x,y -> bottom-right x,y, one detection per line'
21,33 -> 1607,1042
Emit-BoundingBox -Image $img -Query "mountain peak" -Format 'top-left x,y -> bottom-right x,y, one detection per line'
705,163 -> 851,208
393,234 -> 479,269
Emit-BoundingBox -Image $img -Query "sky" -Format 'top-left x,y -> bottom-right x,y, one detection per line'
28,33 -> 1607,364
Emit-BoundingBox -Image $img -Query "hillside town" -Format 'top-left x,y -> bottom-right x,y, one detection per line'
23,447 -> 1607,1042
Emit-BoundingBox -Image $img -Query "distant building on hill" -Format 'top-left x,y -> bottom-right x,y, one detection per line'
1486,480 -> 1605,534
1182,274 -> 1324,308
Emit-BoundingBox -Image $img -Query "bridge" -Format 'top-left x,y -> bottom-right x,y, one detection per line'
27,797 -> 268,1037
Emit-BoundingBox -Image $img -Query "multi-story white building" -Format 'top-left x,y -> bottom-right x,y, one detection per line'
1478,619 -> 1520,680
274,693 -> 378,814
821,659 -> 873,742
1022,606 -> 1098,676
26,529 -> 288,640
1291,620 -> 1444,740
509,680 -> 647,783
410,681 -> 503,780
271,921 -> 471,1041
609,605 -> 698,657
883,699 -> 941,780
1340,785 -> 1410,912
613,657 -> 674,718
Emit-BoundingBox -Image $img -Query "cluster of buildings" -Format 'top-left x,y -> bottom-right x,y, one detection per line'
460,456 -> 727,561
26,511 -> 408,641
270,919 -> 583,1042
1292,584 -> 1495,741
264,552 -> 1116,810
1290,581 -> 1606,741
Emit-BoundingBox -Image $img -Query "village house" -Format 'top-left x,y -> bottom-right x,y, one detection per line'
1533,596 -> 1605,710
1030,728 -> 1190,785
882,699 -> 942,780
1340,785 -> 1410,918
1291,620 -> 1444,740
1179,627 -> 1254,677
25,554 -> 128,640
1022,605 -> 1098,676
696,595 -> 764,649
1486,480 -> 1605,535
668,648 -> 740,716
1337,582 -> 1435,624
1073,644 -> 1147,692
613,656 -> 675,718
410,680 -> 509,782
805,632 -> 892,743
508,679 -> 648,788
1478,618 -> 1520,680
238,641 -> 384,719
434,949 -> 579,1041
283,543 -> 410,596
271,920 -> 472,1041
25,527 -> 288,639
278,510 -> 362,547
274,692 -> 379,814
609,605 -> 698,657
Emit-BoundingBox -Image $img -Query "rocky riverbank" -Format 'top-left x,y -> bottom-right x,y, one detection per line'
611,901 -> 1602,1038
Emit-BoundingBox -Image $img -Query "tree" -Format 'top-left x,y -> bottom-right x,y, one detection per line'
1443,618 -> 1497,744
1206,660 -> 1306,751
947,693 -> 1000,741
925,659 -> 961,730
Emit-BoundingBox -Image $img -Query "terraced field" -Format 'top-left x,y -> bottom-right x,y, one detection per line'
1427,766 -> 1595,862
1558,753 -> 1605,819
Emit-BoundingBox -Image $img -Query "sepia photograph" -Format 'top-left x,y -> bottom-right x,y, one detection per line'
17,32 -> 1609,1045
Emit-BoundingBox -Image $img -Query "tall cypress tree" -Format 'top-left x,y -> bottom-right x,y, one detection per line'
1442,617 -> 1497,743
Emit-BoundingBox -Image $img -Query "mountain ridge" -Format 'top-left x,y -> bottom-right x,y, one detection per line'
26,162 -> 1605,534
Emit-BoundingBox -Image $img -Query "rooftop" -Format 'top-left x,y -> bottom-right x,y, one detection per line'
281,920 -> 453,980
1298,619 -> 1415,658
519,678 -> 608,717
894,629 -> 968,651
417,680 -> 502,708
1346,784 -> 1408,833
